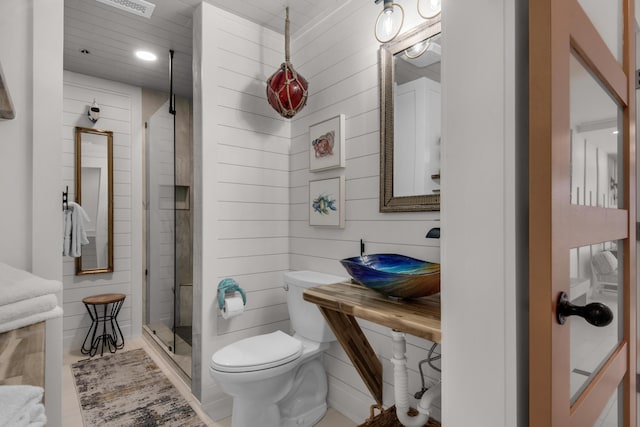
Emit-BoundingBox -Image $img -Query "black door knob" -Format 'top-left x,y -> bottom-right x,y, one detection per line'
556,292 -> 613,327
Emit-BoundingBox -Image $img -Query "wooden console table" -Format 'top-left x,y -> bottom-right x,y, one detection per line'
303,281 -> 441,405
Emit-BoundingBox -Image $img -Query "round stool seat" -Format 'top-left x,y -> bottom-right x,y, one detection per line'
81,293 -> 126,357
83,293 -> 126,305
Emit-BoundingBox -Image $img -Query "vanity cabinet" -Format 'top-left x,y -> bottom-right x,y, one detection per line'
303,282 -> 441,406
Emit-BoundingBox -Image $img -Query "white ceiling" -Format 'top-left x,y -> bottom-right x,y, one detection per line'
64,0 -> 346,98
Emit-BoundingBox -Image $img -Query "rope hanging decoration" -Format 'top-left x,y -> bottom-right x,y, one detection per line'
266,7 -> 308,118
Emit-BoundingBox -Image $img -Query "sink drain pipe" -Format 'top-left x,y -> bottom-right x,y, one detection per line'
391,330 -> 441,427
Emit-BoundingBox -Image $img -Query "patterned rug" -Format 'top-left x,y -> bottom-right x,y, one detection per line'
71,348 -> 205,426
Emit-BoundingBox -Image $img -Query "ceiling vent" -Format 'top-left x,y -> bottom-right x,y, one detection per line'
95,0 -> 156,19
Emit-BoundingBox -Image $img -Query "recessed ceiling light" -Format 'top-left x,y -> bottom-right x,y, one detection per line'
135,50 -> 157,61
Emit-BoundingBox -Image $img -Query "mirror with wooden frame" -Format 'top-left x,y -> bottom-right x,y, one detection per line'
75,126 -> 114,275
380,19 -> 442,212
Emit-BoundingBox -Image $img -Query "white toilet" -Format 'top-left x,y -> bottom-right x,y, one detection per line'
209,271 -> 347,427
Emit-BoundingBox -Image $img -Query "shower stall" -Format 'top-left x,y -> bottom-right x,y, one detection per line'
144,96 -> 193,378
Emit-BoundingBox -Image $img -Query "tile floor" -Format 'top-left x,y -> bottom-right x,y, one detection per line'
143,323 -> 192,377
62,336 -> 356,427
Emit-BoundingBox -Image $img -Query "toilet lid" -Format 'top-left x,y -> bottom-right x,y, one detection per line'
211,330 -> 303,373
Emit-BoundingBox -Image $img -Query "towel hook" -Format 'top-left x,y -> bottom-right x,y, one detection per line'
62,186 -> 69,211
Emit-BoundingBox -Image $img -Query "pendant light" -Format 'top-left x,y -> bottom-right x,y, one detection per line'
374,0 -> 405,43
266,7 -> 308,118
417,0 -> 442,19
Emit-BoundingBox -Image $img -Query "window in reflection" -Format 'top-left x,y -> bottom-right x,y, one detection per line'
569,51 -> 622,208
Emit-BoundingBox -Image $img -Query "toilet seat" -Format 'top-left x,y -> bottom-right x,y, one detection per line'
211,330 -> 303,373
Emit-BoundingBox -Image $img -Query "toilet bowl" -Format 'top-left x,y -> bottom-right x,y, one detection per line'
209,271 -> 346,427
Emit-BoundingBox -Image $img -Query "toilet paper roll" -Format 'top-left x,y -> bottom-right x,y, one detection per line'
221,295 -> 244,319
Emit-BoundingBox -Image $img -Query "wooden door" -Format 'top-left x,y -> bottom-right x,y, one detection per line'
529,0 -> 636,426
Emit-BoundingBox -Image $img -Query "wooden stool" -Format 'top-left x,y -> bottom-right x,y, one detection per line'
81,293 -> 126,357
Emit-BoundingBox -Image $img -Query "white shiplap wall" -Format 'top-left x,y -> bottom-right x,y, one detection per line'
289,1 -> 441,423
62,71 -> 142,351
194,4 -> 293,419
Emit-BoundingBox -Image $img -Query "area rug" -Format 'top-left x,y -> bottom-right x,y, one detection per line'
71,348 -> 205,426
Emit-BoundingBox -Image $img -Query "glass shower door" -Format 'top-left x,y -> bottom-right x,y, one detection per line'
145,100 -> 177,353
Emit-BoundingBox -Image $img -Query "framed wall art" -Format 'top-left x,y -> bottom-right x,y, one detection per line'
0,62 -> 15,120
309,114 -> 345,171
309,176 -> 345,228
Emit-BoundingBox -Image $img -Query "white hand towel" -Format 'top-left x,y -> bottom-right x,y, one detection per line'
0,385 -> 43,427
0,262 -> 62,306
0,294 -> 57,325
0,306 -> 63,334
62,208 -> 72,256
26,403 -> 45,426
62,202 -> 90,257
68,202 -> 90,258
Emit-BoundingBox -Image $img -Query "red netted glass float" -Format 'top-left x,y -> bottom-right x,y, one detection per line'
266,7 -> 308,118
267,63 -> 308,118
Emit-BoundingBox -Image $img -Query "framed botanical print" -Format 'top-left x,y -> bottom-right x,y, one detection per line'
309,176 -> 345,228
309,114 -> 345,171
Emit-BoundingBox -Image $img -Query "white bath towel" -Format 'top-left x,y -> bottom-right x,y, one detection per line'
0,385 -> 44,427
0,294 -> 58,326
0,263 -> 62,306
0,306 -> 63,334
62,202 -> 90,257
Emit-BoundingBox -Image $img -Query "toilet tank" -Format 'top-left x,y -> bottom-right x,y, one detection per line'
284,271 -> 347,343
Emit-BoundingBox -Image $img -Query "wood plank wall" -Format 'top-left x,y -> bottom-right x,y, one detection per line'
195,5 -> 294,418
289,1 -> 442,422
196,2 -> 443,422
61,71 -> 141,351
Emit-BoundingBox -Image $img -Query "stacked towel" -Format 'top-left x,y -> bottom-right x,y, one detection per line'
62,201 -> 90,257
0,385 -> 46,427
0,263 -> 63,333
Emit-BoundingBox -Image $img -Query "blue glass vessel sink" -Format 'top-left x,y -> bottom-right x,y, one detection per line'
339,254 -> 440,299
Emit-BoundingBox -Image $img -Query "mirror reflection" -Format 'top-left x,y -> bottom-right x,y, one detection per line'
75,126 -> 113,274
380,20 -> 441,212
569,51 -> 621,209
393,34 -> 441,197
569,241 -> 621,403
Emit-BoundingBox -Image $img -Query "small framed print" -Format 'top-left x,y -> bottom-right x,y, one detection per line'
309,177 -> 345,228
309,114 -> 345,172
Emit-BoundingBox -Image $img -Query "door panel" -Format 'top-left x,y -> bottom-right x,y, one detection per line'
576,0 -> 623,63
569,242 -> 622,403
529,0 -> 636,425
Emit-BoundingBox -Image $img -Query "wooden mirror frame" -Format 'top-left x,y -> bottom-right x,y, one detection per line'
380,19 -> 442,212
75,126 -> 114,275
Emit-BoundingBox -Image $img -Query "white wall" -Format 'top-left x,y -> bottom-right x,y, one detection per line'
0,1 -> 64,425
61,71 -> 143,351
0,2 -> 39,269
193,3 -> 292,419
441,0 -> 519,426
289,1 -> 441,423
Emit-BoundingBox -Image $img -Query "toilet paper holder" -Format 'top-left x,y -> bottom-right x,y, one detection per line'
217,278 -> 247,310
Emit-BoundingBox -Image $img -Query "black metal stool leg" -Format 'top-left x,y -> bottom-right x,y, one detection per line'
109,299 -> 125,350
81,303 -> 99,356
